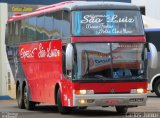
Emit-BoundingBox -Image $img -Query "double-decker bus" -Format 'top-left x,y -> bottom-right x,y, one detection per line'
5,1 -> 158,114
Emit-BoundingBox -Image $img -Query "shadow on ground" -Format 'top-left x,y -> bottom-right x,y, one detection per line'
27,105 -> 125,117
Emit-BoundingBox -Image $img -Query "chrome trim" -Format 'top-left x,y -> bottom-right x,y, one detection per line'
73,93 -> 147,107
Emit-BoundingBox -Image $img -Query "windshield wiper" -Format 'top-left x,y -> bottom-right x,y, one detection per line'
82,75 -> 106,81
114,75 -> 143,80
136,75 -> 143,79
81,51 -> 90,77
86,51 -> 90,75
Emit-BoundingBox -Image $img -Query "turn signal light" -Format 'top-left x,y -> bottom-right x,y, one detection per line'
74,90 -> 94,95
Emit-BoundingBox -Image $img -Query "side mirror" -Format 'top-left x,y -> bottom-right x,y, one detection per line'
144,48 -> 148,60
66,43 -> 74,70
149,43 -> 158,69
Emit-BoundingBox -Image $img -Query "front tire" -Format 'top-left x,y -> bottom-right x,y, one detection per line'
16,85 -> 25,109
116,106 -> 128,114
57,89 -> 71,114
23,85 -> 35,110
154,79 -> 160,97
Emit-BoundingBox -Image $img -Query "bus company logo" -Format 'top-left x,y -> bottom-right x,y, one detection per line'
20,48 -> 37,59
38,42 -> 60,58
80,15 -> 135,24
20,42 -> 60,59
110,88 -> 116,93
89,58 -> 94,67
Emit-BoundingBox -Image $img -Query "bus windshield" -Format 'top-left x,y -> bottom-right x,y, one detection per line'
74,43 -> 145,81
72,10 -> 144,36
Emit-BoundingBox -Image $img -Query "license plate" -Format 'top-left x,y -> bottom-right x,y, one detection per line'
105,100 -> 121,105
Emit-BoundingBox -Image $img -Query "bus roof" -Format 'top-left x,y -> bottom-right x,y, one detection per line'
8,1 -> 139,22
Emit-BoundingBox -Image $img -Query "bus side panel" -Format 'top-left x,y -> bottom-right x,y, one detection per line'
19,40 -> 62,103
61,78 -> 74,107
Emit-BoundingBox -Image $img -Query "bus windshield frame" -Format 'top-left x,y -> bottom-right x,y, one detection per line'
71,10 -> 144,36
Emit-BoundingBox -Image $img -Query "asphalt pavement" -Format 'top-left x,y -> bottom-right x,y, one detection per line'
0,93 -> 159,118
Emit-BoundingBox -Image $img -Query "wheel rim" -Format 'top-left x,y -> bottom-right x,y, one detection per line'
24,87 -> 27,106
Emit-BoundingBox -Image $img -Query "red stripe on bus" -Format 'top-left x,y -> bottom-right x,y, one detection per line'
71,36 -> 146,43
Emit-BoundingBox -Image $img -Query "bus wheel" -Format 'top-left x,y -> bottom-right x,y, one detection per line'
16,85 -> 25,109
115,106 -> 128,114
23,85 -> 35,110
57,89 -> 71,114
154,79 -> 160,97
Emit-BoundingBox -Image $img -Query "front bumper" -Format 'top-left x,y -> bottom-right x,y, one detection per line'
73,93 -> 147,107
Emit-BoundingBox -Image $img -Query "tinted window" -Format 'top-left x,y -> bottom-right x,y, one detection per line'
6,21 -> 21,45
10,11 -> 65,44
53,11 -> 62,39
75,43 -> 144,80
21,19 -> 28,43
36,15 -> 45,41
28,17 -> 37,41
7,22 -> 14,45
44,13 -> 54,39
62,11 -> 70,40
12,21 -> 21,44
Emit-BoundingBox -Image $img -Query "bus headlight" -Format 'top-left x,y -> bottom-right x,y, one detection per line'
130,88 -> 146,94
78,99 -> 94,104
79,99 -> 87,104
137,88 -> 144,94
75,90 -> 94,95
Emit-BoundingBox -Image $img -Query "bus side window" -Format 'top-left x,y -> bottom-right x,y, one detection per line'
5,24 -> 9,45
12,21 -> 20,45
62,10 -> 71,42
20,19 -> 28,43
6,23 -> 12,45
10,22 -> 15,45
28,17 -> 37,42
15,21 -> 21,44
44,13 -> 54,40
36,15 -> 45,41
52,11 -> 62,40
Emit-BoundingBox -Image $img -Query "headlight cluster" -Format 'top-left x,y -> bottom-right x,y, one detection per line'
74,90 -> 94,95
130,88 -> 146,94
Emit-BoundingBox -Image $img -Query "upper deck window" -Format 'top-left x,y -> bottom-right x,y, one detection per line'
72,10 -> 144,36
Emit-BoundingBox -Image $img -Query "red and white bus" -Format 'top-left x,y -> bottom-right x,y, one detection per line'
5,1 -> 158,114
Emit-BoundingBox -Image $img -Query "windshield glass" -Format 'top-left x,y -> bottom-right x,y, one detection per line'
74,43 -> 145,80
72,10 -> 144,36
